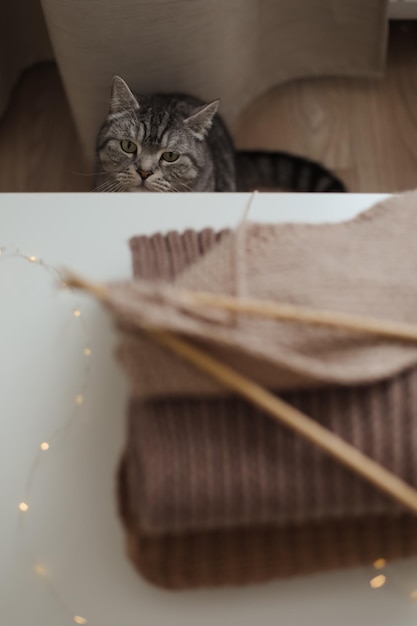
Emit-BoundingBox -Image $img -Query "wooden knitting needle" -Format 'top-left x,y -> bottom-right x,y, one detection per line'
66,272 -> 417,344
182,291 -> 417,344
149,329 -> 417,517
65,272 -> 109,301
66,272 -> 417,514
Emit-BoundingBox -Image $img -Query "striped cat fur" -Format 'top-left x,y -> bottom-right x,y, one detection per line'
96,76 -> 345,193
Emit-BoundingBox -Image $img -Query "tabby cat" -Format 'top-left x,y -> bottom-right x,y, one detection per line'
96,76 -> 345,193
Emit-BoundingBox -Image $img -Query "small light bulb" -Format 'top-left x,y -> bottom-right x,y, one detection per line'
75,394 -> 84,406
73,616 -> 87,624
34,565 -> 47,577
73,309 -> 81,318
373,558 -> 386,570
370,574 -> 386,589
410,589 -> 417,599
28,255 -> 38,263
83,348 -> 92,357
40,442 -> 50,451
19,502 -> 29,512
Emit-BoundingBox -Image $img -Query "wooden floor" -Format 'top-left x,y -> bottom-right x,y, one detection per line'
0,64 -> 92,193
1,21 -> 417,193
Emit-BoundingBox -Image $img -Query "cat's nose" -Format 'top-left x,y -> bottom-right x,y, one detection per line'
137,169 -> 153,180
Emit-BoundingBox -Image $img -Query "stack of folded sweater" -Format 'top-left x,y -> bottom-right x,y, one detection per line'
111,193 -> 417,589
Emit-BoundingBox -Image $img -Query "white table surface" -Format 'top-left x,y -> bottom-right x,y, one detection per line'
1,192 -> 417,626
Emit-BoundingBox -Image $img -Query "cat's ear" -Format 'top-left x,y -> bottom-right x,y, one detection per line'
184,100 -> 219,140
109,76 -> 139,115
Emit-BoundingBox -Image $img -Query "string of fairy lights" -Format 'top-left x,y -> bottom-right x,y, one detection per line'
1,242 -> 416,624
1,245 -> 90,624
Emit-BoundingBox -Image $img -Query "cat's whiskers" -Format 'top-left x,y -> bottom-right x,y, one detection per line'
92,178 -> 119,190
93,180 -> 123,193
147,179 -> 171,192
109,183 -> 124,192
171,182 -> 192,192
116,171 -> 140,191
92,181 -> 116,192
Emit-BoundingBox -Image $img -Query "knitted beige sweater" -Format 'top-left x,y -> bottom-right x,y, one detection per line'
112,193 -> 417,401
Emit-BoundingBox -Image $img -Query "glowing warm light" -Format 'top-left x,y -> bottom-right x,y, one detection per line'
3,245 -> 94,625
370,574 -> 386,589
34,565 -> 47,577
410,589 -> 417,599
373,558 -> 386,570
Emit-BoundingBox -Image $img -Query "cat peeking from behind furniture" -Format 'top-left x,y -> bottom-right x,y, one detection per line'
95,76 -> 346,193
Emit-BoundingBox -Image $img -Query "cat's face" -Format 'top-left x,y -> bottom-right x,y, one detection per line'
96,77 -> 218,192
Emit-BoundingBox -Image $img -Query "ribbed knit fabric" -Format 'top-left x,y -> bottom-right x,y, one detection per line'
127,518 -> 417,591
122,379 -> 417,536
114,198 -> 417,588
118,455 -> 417,588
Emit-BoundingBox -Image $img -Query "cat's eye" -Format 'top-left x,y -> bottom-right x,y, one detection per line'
161,151 -> 180,162
120,139 -> 137,154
